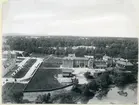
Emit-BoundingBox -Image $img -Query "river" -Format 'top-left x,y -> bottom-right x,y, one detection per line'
87,83 -> 137,104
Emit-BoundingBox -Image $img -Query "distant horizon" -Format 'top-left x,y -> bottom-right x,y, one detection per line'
3,33 -> 138,38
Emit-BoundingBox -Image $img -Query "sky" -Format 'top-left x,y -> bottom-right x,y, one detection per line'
2,0 -> 139,37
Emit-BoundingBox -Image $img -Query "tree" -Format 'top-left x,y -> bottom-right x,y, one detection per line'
84,72 -> 94,79
12,92 -> 23,103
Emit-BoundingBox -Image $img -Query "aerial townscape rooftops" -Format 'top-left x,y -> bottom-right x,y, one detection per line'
2,36 -> 138,104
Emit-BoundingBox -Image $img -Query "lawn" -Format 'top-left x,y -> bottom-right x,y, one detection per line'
2,83 -> 26,103
24,67 -> 63,91
13,59 -> 36,78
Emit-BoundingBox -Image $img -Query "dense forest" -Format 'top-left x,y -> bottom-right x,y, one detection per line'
4,36 -> 138,63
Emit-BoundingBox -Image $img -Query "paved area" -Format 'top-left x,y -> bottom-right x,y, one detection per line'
2,57 -> 43,86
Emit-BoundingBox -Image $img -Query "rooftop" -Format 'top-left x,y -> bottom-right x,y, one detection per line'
63,57 -> 89,60
63,54 -> 89,60
116,60 -> 133,66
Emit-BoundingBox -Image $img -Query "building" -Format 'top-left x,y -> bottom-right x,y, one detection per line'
62,54 -> 89,68
84,55 -> 94,59
94,60 -> 107,69
103,55 -> 111,61
2,46 -> 16,77
13,50 -> 25,57
116,60 -> 133,70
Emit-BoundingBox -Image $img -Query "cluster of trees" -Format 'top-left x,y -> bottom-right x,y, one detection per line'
5,36 -> 138,62
72,70 -> 137,99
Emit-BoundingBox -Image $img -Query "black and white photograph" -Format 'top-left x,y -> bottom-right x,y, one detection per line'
2,0 -> 138,104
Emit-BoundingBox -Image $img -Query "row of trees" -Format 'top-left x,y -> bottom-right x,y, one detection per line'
5,36 -> 138,62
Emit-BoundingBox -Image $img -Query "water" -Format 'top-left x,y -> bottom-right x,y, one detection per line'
87,84 -> 137,104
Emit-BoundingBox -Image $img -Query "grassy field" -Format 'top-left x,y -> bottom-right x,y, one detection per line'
2,83 -> 26,103
24,66 -> 62,91
13,59 -> 36,78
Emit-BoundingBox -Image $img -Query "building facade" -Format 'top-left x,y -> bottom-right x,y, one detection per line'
62,54 -> 89,68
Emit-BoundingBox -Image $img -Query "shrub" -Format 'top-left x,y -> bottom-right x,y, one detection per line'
84,72 -> 94,79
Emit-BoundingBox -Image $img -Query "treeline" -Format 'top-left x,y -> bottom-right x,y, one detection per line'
5,36 -> 138,62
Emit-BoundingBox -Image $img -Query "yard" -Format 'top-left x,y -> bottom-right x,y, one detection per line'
13,59 -> 36,78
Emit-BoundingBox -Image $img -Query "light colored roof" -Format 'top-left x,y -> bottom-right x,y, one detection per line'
63,57 -> 88,60
95,64 -> 107,67
84,55 -> 94,58
3,51 -> 16,55
62,69 -> 73,72
94,69 -> 106,72
13,50 -> 24,53
103,55 -> 111,58
116,61 -> 133,66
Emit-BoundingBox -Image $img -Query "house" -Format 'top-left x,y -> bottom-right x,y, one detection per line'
103,55 -> 111,61
116,60 -> 133,70
94,60 -> 107,69
13,50 -> 25,57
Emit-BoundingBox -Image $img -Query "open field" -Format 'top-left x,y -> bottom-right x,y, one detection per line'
13,59 -> 36,78
24,65 -> 63,91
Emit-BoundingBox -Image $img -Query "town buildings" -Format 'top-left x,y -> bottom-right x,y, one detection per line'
62,54 -> 90,68
2,45 -> 17,77
116,59 -> 133,70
